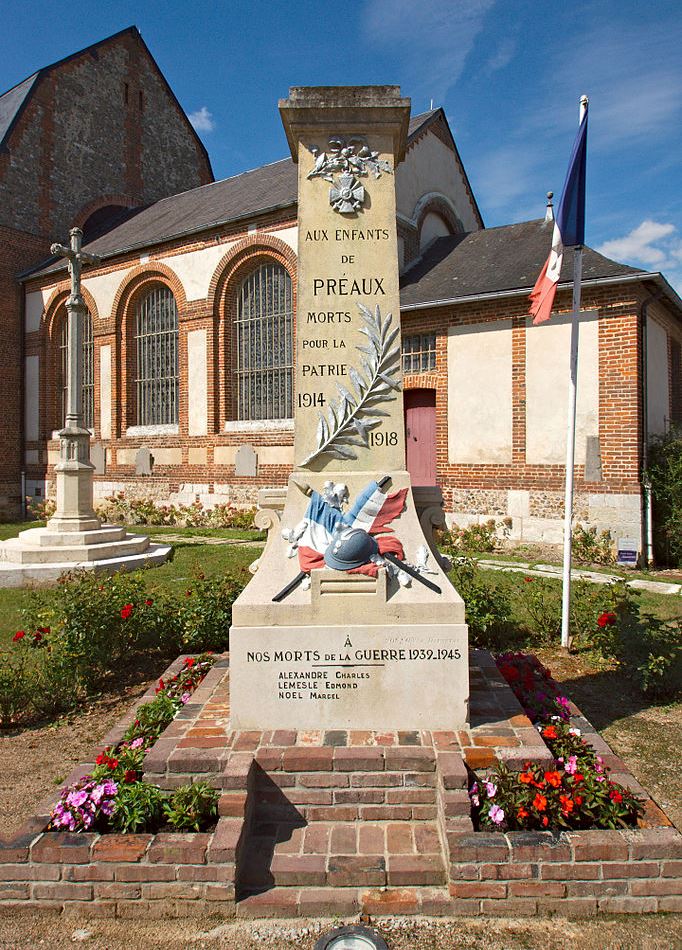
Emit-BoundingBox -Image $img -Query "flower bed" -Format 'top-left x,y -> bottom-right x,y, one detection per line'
49,654 -> 220,835
469,653 -> 643,833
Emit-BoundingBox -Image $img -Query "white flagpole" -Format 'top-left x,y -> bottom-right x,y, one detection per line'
560,94 -> 588,651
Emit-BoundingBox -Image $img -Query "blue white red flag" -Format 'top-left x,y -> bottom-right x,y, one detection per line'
529,105 -> 588,325
296,480 -> 407,574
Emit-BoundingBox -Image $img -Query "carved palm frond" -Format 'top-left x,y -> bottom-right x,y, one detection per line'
299,303 -> 401,466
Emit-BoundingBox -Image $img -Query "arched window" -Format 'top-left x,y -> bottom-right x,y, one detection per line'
134,286 -> 179,426
235,262 -> 293,420
58,308 -> 94,429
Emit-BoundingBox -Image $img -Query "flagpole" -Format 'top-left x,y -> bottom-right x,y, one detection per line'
560,94 -> 589,651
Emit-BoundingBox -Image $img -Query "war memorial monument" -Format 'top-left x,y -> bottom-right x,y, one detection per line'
230,86 -> 469,732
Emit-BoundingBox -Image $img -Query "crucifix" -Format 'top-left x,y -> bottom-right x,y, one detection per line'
50,227 -> 101,433
47,227 -> 101,530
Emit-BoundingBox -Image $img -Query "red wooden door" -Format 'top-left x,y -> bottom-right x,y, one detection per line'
404,389 -> 437,485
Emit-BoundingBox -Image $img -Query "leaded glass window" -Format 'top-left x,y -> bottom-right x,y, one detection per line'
58,309 -> 94,429
402,332 -> 436,373
134,286 -> 179,426
235,263 -> 293,420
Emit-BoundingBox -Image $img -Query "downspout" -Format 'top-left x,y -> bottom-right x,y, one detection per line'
639,291 -> 663,567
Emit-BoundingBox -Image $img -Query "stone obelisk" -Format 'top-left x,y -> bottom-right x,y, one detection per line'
229,87 -> 468,730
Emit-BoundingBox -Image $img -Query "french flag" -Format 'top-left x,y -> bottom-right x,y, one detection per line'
297,480 -> 407,575
529,103 -> 588,325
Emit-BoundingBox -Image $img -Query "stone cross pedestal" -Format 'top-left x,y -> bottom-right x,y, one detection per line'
229,87 -> 469,730
48,227 -> 101,532
0,228 -> 171,587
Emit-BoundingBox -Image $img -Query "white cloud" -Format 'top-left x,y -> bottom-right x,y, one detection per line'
362,0 -> 495,100
486,37 -> 516,73
597,220 -> 682,292
188,106 -> 215,133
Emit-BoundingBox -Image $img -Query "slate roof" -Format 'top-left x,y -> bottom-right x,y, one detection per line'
0,73 -> 39,149
399,219 -> 647,306
24,109 -> 446,279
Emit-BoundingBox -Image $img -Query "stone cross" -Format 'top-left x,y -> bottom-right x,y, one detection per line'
50,227 -> 100,432
47,227 -> 101,531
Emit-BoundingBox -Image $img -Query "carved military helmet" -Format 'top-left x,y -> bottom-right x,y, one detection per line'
324,528 -> 379,571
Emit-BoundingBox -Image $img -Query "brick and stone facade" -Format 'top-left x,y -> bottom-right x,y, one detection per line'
0,26 -> 213,516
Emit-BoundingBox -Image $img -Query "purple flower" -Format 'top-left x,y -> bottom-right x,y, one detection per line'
565,755 -> 578,776
130,737 -> 144,749
489,804 -> 505,824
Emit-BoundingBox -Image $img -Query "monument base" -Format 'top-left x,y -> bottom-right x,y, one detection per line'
229,622 -> 469,731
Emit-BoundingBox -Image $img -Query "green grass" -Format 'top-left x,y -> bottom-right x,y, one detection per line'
141,525 -> 265,541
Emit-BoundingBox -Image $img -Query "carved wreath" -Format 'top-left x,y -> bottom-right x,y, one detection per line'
299,303 -> 401,467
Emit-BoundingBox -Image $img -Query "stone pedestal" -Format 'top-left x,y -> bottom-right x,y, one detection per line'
229,87 -> 468,731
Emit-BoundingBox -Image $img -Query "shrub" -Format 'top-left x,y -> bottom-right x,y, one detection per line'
25,496 -> 56,521
110,782 -> 165,834
449,557 -> 513,648
163,782 -> 219,831
95,492 -> 257,532
571,524 -> 615,566
471,756 -> 642,832
617,613 -> 682,699
515,575 -> 561,642
439,519 -> 509,556
178,573 -> 242,652
647,427 -> 682,567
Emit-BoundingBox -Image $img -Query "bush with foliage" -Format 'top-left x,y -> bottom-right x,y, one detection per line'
471,754 -> 642,832
616,612 -> 682,699
96,492 -> 257,531
439,518 -> 510,556
163,782 -> 219,832
449,557 -> 513,648
571,523 -> 615,566
49,654 -> 218,834
647,427 -> 682,567
0,568 -> 242,728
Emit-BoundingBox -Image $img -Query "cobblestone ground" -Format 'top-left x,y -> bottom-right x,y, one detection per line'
0,911 -> 681,949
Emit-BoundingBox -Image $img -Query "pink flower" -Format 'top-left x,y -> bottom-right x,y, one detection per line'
485,781 -> 497,798
489,804 -> 505,824
564,755 -> 578,775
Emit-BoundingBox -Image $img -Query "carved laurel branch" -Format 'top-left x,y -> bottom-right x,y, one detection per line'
299,303 -> 401,467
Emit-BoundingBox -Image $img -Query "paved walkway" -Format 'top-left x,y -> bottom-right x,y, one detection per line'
476,559 -> 682,596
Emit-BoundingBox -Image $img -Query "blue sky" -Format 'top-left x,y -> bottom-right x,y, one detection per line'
3,0 -> 681,290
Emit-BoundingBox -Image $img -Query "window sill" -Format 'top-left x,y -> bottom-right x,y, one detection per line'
223,419 -> 294,433
125,424 -> 179,437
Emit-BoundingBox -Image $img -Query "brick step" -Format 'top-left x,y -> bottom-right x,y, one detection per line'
236,819 -> 447,897
235,885 -> 454,918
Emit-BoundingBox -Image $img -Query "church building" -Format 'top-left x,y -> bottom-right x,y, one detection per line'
3,28 -> 682,558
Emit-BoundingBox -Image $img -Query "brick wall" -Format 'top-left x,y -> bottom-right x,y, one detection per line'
0,28 -> 213,517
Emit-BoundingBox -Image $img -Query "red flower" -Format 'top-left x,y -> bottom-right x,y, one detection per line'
155,678 -> 165,694
120,603 -> 134,619
123,770 -> 137,783
609,789 -> 623,803
542,816 -> 549,827
95,752 -> 108,765
33,631 -> 43,642
523,576 -> 533,583
544,771 -> 562,788
574,773 -> 584,783
533,793 -> 547,812
574,795 -> 583,806
144,599 -> 153,607
184,657 -> 196,668
597,611 -> 617,628
560,794 -> 574,815
37,626 -> 50,634
542,725 -> 558,740
517,806 -> 529,820
519,771 -> 534,784
12,631 -> 25,642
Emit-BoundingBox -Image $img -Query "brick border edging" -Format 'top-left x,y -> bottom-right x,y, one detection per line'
0,654 -> 248,918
